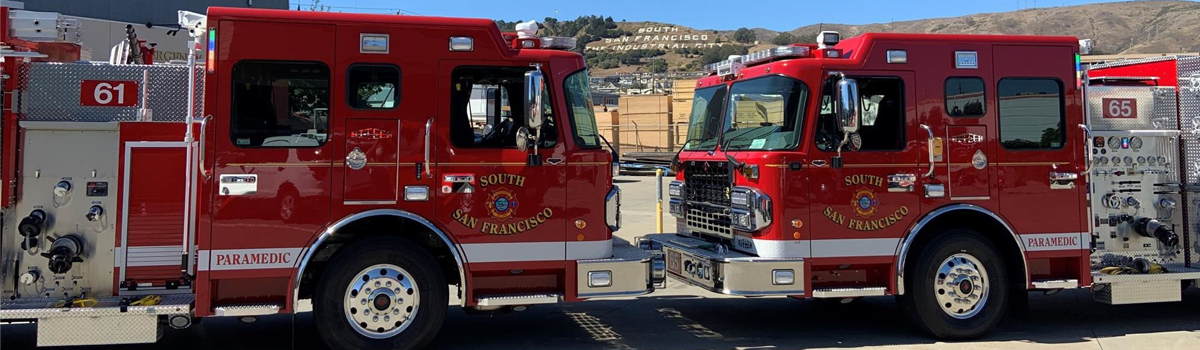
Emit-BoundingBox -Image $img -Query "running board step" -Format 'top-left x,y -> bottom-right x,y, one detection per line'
475,293 -> 562,306
214,303 -> 281,317
1032,279 -> 1079,289
812,287 -> 887,298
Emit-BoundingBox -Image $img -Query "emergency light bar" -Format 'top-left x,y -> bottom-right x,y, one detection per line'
703,45 -> 811,76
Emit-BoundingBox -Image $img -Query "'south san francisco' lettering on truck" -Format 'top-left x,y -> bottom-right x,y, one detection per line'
822,175 -> 911,232
451,173 -> 555,235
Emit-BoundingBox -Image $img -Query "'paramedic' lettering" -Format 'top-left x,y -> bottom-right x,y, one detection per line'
1026,236 -> 1079,248
214,252 -> 293,266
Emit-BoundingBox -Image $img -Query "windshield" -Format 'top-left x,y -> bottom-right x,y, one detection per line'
721,75 -> 809,151
682,85 -> 728,150
564,69 -> 601,148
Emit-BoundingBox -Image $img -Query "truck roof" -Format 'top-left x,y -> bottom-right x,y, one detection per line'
205,7 -> 583,62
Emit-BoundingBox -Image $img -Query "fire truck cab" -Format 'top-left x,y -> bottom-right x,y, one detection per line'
1,7 -> 649,349
643,32 -> 1200,339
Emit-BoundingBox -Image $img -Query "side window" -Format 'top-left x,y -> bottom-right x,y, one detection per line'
946,77 -> 985,117
347,64 -> 400,109
815,76 -> 906,151
449,66 -> 557,148
231,61 -> 330,148
998,78 -> 1064,149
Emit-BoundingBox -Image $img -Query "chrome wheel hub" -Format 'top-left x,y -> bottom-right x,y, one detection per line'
933,253 -> 989,319
343,264 -> 419,339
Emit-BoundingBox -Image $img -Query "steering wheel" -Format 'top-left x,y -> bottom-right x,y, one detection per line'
482,118 -> 516,145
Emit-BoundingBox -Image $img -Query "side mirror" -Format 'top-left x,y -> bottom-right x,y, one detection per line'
835,78 -> 860,134
524,70 -> 545,130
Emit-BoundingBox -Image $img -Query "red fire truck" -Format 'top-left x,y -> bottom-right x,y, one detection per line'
0,7 -> 648,349
643,31 -> 1200,339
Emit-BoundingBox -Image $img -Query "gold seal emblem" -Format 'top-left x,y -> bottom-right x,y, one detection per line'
485,188 -> 519,221
851,187 -> 879,219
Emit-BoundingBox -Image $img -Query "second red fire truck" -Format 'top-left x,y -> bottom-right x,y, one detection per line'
645,31 -> 1200,339
1,6 -> 647,350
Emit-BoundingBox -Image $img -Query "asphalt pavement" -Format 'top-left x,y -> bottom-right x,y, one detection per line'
3,175 -> 1199,349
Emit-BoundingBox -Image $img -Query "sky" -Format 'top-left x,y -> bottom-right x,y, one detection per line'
302,0 -> 1136,31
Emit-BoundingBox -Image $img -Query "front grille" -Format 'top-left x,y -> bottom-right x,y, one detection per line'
686,204 -> 732,238
683,160 -> 733,239
683,161 -> 732,207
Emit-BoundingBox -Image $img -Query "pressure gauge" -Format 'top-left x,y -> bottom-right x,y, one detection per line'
1111,156 -> 1121,164
1107,136 -> 1122,149
1126,197 -> 1140,208
1124,156 -> 1134,165
1096,156 -> 1108,165
1137,156 -> 1146,164
1148,156 -> 1157,165
1158,156 -> 1169,165
1129,136 -> 1143,150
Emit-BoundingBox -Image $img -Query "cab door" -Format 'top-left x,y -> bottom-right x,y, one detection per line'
808,72 -> 920,267
434,61 -> 568,270
208,21 -> 335,272
992,45 -> 1086,249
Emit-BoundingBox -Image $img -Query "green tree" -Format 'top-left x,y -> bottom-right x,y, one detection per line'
772,32 -> 798,45
732,28 -> 756,44
647,59 -> 668,73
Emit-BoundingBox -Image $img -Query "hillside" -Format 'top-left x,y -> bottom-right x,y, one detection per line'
558,1 -> 1200,75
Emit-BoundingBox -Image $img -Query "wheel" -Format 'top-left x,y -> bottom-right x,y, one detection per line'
900,230 -> 1008,340
315,237 -> 447,350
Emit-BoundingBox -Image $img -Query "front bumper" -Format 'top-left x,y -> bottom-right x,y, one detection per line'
575,238 -> 656,298
639,233 -> 805,296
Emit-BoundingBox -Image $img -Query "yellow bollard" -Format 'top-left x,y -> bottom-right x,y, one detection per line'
656,168 -> 664,233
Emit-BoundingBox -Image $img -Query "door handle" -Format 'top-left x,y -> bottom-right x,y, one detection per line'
195,115 -> 212,179
1050,171 -> 1078,189
920,124 -> 935,178
1078,124 -> 1093,175
423,118 -> 433,178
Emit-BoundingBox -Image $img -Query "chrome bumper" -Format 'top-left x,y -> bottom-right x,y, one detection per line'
575,238 -> 655,299
639,233 -> 805,296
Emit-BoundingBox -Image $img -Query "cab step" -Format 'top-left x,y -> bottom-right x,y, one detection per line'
811,287 -> 886,298
475,293 -> 562,306
1032,279 -> 1079,289
214,303 -> 282,317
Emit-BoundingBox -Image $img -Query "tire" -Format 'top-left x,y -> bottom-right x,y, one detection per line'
315,237 -> 447,350
899,230 -> 1008,340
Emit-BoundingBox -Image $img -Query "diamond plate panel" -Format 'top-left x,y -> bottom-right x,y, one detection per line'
38,314 -> 159,346
1181,66 -> 1200,265
1087,86 -> 1178,131
17,61 -> 203,122
1093,279 -> 1181,305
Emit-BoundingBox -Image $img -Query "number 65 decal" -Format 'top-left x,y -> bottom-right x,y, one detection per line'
1101,98 -> 1137,119
80,80 -> 138,106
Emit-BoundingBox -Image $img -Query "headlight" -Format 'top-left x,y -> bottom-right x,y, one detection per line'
668,181 -> 684,198
730,187 -> 772,232
669,198 -> 684,217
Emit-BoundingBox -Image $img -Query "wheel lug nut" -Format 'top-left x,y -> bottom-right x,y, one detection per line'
384,315 -> 390,322
361,298 -> 367,305
375,281 -> 381,287
373,316 -> 379,322
393,309 -> 400,315
394,288 -> 402,293
386,281 -> 393,287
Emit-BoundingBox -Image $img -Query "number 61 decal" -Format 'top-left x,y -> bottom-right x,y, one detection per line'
80,80 -> 138,106
1101,98 -> 1137,119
